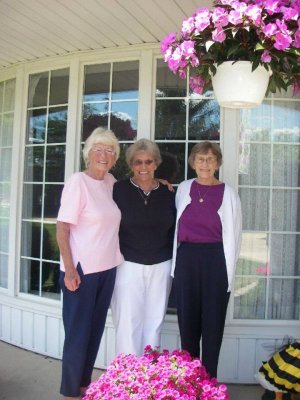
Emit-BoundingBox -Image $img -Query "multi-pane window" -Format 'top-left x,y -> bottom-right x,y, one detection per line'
82,61 -> 139,179
20,68 -> 69,299
235,89 -> 300,320
0,78 -> 15,289
155,59 -> 220,184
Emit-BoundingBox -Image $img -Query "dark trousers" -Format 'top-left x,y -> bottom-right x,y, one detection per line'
59,264 -> 116,397
174,242 -> 230,378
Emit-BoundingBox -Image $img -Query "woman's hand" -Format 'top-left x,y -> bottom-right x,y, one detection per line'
158,179 -> 174,192
64,267 -> 81,291
56,221 -> 81,291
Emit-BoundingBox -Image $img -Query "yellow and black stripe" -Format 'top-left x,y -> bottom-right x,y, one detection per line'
259,342 -> 300,394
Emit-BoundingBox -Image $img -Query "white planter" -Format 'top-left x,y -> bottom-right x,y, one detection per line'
211,61 -> 270,109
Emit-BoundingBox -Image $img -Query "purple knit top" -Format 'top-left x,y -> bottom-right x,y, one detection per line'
178,180 -> 225,243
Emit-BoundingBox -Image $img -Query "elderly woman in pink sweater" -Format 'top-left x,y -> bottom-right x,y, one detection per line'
56,127 -> 123,400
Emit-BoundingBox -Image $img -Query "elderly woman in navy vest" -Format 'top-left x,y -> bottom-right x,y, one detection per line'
111,139 -> 176,357
172,141 -> 242,378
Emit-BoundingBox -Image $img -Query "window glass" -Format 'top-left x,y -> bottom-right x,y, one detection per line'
22,184 -> 43,219
156,58 -> 186,98
82,102 -> 109,141
41,261 -> 60,298
28,72 -> 48,108
26,108 -> 47,144
155,99 -> 186,140
0,78 -> 15,289
45,145 -> 66,182
112,61 -> 139,100
234,277 -> 266,319
20,69 -> 69,299
154,58 -> 220,187
82,61 -> 139,179
3,79 -> 15,112
235,92 -> 300,320
111,101 -> 137,141
2,113 -> 14,146
47,107 -> 68,143
49,68 -> 69,105
267,279 -> 300,320
188,100 -> 220,140
83,63 -> 110,102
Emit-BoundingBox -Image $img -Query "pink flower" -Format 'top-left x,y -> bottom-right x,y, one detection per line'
274,32 -> 292,50
83,347 -> 229,399
181,17 -> 195,38
194,8 -> 211,31
294,28 -> 300,48
256,263 -> 270,275
282,6 -> 299,21
228,9 -> 243,25
231,1 -> 247,14
245,4 -> 262,26
276,19 -> 289,35
261,50 -> 272,62
263,22 -> 278,38
212,7 -> 229,26
293,81 -> 300,95
189,75 -> 206,94
265,0 -> 281,15
160,32 -> 177,53
180,40 -> 196,57
212,26 -> 227,42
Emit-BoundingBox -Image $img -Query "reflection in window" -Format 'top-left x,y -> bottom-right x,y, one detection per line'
236,90 -> 300,320
0,78 -> 15,288
154,59 -> 220,184
20,68 -> 69,299
82,61 -> 139,146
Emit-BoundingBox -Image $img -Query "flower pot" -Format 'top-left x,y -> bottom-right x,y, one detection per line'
211,61 -> 270,109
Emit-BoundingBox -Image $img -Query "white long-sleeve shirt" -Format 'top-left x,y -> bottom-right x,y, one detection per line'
171,178 -> 242,292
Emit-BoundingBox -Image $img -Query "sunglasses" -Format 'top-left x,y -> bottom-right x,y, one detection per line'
132,159 -> 154,166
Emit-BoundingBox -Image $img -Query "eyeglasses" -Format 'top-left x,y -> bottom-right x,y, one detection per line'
92,147 -> 115,155
132,159 -> 154,166
195,156 -> 217,165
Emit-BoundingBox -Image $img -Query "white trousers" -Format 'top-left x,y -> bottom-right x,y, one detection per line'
110,259 -> 172,356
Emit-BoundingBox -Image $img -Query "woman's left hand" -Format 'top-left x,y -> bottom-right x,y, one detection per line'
158,179 -> 174,192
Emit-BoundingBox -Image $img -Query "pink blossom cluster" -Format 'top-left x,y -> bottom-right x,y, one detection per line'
161,0 -> 300,95
82,346 -> 229,399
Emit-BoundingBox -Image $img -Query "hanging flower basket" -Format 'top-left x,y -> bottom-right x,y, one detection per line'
211,61 -> 271,108
160,0 -> 300,109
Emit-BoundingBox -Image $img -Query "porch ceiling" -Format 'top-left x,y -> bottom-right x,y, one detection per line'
0,0 -> 212,71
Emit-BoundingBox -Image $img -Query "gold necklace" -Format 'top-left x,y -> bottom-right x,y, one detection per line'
197,184 -> 213,203
137,188 -> 151,205
130,178 -> 159,206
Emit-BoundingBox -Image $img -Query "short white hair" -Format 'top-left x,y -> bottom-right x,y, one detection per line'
82,127 -> 120,167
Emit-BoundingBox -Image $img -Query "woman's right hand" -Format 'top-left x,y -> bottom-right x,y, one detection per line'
64,268 -> 81,291
56,221 -> 81,291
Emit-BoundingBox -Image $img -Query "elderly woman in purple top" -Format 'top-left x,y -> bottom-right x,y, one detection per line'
171,141 -> 242,378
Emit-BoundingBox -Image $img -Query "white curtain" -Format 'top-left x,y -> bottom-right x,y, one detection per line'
234,94 -> 300,320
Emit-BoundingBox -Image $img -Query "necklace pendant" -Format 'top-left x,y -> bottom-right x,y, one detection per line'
144,200 -> 148,205
199,198 -> 204,203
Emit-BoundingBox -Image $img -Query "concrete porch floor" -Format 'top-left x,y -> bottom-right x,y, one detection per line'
0,340 -> 265,399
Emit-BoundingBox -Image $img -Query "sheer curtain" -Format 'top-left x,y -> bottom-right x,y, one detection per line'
0,79 -> 15,289
234,91 -> 300,320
